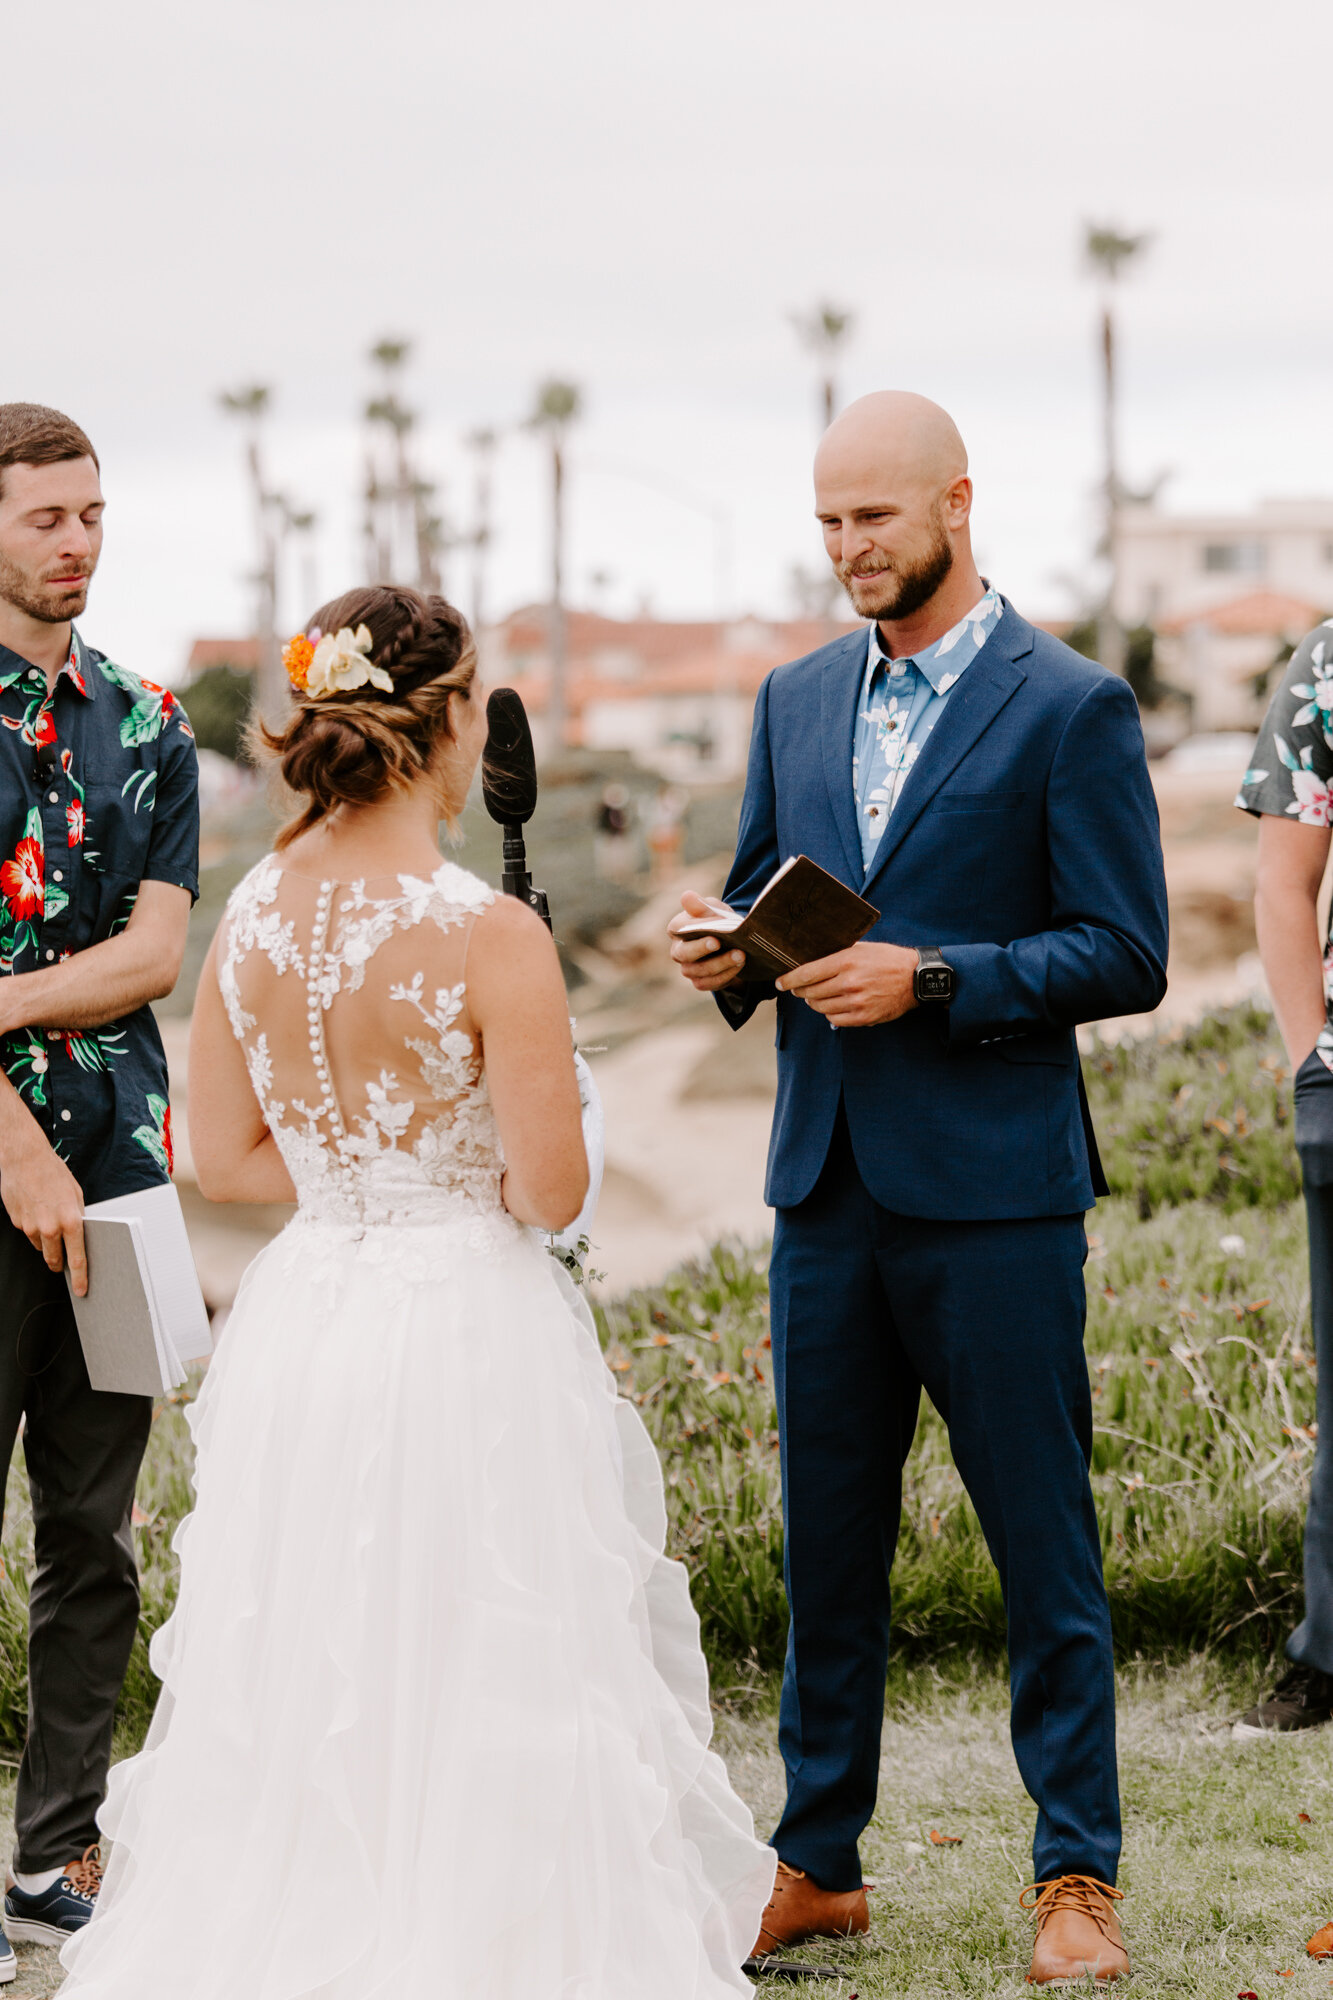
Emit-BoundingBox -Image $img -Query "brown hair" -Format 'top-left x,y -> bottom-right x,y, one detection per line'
256,585 -> 478,849
0,404 -> 99,498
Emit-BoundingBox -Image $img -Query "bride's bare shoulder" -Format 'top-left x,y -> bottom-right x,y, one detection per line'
465,887 -> 563,1001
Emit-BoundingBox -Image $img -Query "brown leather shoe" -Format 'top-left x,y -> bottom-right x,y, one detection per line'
1021,1875 -> 1128,1987
1308,1919 -> 1333,1958
752,1860 -> 870,1957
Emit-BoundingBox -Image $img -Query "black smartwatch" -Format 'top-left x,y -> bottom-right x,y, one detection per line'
913,946 -> 955,1005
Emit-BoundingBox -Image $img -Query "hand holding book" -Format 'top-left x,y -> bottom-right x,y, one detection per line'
670,855 -> 923,1028
670,856 -> 879,985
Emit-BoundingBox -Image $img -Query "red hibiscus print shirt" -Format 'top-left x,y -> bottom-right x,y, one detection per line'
0,630 -> 199,1199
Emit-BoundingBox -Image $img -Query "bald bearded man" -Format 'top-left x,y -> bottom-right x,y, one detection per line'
671,394 -> 1167,1986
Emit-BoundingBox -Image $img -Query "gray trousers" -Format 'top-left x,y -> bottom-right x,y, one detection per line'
0,1217 -> 152,1870
1291,1050 -> 1333,1675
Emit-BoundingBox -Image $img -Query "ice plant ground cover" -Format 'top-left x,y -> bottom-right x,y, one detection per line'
0,1000 -> 1325,1992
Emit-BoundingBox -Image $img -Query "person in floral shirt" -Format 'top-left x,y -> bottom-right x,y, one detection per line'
0,405 -> 197,1961
1235,619 -> 1333,1770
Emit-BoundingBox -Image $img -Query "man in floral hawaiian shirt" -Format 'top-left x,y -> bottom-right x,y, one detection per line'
1235,617 -> 1333,1752
0,405 -> 197,1958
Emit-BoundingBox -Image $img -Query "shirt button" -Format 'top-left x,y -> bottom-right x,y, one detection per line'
47,1029 -> 60,1040
60,1110 -> 71,1123
45,949 -> 55,961
48,791 -> 59,804
52,870 -> 63,883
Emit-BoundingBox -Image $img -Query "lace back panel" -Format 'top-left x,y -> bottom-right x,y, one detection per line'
219,859 -> 504,1227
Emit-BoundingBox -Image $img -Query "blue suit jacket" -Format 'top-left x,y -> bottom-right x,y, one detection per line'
719,603 -> 1169,1219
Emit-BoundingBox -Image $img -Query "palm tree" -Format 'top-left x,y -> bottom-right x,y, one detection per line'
1085,224 -> 1151,677
218,383 -> 284,722
790,301 -> 856,430
526,380 -> 583,749
362,337 -> 447,592
277,499 -> 319,627
464,427 -> 498,637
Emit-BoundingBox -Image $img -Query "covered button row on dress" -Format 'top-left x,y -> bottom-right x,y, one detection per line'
307,881 -> 341,1125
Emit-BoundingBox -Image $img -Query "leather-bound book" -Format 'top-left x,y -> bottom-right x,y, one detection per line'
674,855 -> 879,982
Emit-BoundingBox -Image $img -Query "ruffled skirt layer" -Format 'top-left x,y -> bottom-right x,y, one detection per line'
60,1213 -> 775,1998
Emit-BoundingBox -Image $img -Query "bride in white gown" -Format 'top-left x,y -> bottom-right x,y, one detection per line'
59,586 -> 775,1998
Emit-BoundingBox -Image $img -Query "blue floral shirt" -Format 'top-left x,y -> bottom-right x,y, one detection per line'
1237,616 -> 1333,1071
0,629 -> 199,1200
852,584 -> 1004,872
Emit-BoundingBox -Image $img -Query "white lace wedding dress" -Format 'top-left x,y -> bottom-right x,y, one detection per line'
60,858 -> 775,1999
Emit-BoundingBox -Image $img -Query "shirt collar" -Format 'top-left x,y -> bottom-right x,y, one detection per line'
0,628 -> 94,701
865,583 -> 1002,694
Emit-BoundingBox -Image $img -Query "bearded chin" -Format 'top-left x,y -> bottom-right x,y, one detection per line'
0,553 -> 89,624
843,529 -> 954,622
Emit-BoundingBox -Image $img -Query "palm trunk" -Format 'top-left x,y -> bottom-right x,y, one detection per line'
549,438 -> 567,750
1097,302 -> 1127,678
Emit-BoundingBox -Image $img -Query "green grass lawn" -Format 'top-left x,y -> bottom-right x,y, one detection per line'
1,1662 -> 1328,1998
711,1655 -> 1333,1998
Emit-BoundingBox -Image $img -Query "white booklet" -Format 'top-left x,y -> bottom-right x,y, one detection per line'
65,1182 -> 213,1396
68,1219 -> 188,1397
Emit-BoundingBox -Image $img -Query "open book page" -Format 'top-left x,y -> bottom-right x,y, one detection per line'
674,855 -> 878,981
678,858 -> 802,937
83,1182 -> 213,1364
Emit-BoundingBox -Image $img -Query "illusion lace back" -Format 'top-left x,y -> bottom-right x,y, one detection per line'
58,853 -> 775,2000
218,858 -> 505,1233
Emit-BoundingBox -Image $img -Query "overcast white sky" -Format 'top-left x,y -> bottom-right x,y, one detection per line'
6,0 -> 1332,681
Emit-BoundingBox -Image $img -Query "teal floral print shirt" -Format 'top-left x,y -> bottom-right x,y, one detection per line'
0,629 -> 199,1198
1237,616 -> 1333,1071
852,584 -> 1003,872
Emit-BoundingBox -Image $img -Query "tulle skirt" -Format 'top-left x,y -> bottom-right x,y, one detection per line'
59,1209 -> 775,1998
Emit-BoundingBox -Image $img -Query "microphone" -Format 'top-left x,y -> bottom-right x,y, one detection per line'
33,740 -> 57,789
482,688 -> 550,931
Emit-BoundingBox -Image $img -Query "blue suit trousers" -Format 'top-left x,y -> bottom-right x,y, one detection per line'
767,1109 -> 1121,1891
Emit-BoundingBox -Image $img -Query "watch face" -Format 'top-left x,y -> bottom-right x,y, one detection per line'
917,966 -> 954,1001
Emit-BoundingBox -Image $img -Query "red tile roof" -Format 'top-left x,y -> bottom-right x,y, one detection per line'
186,637 -> 261,675
1159,592 -> 1328,638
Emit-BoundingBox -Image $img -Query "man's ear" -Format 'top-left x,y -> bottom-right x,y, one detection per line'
943,474 -> 973,528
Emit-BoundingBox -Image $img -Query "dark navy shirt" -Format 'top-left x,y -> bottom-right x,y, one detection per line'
0,629 -> 199,1201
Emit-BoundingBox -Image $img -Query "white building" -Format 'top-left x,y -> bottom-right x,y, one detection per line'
1116,497 -> 1333,629
1114,500 -> 1333,730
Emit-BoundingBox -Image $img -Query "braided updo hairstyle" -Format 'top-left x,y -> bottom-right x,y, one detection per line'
256,585 -> 478,849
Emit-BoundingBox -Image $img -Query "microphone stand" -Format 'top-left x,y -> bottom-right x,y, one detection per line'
499,821 -> 550,931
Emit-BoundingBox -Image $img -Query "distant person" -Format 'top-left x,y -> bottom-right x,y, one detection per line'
0,403 -> 198,1974
59,587 -> 774,1998
670,392 -> 1168,1986
1235,633 -> 1333,1766
648,780 -> 689,883
595,778 -> 635,880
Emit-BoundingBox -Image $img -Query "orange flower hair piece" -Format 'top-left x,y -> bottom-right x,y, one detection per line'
283,633 -> 316,691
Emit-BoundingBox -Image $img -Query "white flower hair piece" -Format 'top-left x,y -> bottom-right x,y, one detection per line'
304,624 -> 395,699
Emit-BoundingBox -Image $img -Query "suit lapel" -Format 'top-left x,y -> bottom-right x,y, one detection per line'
860,606 -> 1034,899
820,629 -> 871,883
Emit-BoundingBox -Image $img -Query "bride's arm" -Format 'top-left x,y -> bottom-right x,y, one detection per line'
465,897 -> 589,1233
187,934 -> 297,1205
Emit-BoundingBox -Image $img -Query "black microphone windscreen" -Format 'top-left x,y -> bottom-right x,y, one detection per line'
482,687 -> 539,825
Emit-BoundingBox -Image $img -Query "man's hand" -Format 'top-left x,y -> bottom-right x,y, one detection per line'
0,1122 -> 87,1295
668,890 -> 747,993
778,941 -> 920,1028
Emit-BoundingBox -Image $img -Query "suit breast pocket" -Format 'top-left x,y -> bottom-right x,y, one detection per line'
934,790 -> 1027,815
